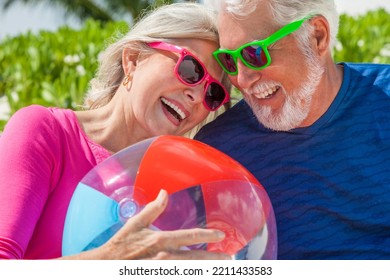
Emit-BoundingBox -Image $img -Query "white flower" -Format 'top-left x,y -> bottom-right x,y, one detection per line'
11,91 -> 19,102
76,65 -> 86,76
379,45 -> 390,57
72,55 -> 80,63
64,55 -> 73,64
0,95 -> 11,120
357,40 -> 365,47
64,54 -> 81,65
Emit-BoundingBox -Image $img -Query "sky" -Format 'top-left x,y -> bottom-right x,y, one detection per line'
0,0 -> 390,40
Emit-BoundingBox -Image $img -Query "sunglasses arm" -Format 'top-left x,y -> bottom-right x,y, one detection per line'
147,42 -> 184,54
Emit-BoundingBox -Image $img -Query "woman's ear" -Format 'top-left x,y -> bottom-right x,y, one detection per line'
122,48 -> 137,75
310,16 -> 331,56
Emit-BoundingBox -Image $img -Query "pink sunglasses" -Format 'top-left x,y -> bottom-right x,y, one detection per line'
148,41 -> 230,111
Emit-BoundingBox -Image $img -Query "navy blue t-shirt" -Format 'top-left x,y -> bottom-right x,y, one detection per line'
195,63 -> 390,259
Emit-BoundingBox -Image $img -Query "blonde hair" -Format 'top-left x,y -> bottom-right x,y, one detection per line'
83,3 -> 231,137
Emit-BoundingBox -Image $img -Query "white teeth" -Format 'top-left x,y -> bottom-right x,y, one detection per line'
254,86 -> 278,99
161,97 -> 186,120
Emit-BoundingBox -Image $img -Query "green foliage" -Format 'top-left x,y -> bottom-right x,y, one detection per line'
1,0 -> 178,23
0,9 -> 389,132
0,19 -> 128,130
334,8 -> 390,64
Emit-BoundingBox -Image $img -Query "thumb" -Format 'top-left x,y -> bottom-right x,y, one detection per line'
126,189 -> 168,229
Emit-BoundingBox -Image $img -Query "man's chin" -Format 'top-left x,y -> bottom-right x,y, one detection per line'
255,111 -> 302,132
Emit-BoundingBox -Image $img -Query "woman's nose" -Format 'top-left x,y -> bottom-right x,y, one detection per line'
184,85 -> 204,105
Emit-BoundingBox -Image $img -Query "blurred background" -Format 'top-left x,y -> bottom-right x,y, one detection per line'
0,0 -> 389,131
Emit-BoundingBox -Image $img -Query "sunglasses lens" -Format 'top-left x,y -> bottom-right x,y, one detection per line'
177,55 -> 204,84
176,54 -> 226,111
205,82 -> 226,111
217,53 -> 237,73
241,45 -> 268,68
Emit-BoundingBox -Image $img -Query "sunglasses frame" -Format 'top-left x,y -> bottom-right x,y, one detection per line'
213,17 -> 310,75
148,41 -> 230,111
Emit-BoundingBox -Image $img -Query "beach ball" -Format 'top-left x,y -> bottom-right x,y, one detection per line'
62,135 -> 277,259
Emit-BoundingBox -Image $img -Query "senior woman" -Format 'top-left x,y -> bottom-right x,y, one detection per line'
0,3 -> 231,260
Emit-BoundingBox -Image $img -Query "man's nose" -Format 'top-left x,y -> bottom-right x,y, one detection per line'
235,59 -> 262,90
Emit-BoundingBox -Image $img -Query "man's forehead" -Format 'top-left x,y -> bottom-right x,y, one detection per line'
217,10 -> 277,48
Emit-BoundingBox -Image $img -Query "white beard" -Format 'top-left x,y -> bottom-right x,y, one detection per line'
244,49 -> 324,131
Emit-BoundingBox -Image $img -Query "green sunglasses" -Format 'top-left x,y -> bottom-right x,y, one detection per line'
213,17 -> 310,75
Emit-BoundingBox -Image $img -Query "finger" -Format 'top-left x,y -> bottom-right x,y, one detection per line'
127,189 -> 169,229
159,228 -> 226,249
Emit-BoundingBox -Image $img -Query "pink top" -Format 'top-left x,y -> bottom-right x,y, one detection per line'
0,105 -> 111,259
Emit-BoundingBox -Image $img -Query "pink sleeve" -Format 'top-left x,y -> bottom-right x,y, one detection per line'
0,106 -> 60,259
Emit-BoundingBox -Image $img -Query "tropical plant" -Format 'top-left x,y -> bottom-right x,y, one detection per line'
0,0 -> 179,23
0,19 -> 128,130
334,8 -> 390,64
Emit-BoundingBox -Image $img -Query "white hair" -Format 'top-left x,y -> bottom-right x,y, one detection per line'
204,0 -> 340,49
84,3 -> 230,109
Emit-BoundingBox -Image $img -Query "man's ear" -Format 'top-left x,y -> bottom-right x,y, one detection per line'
122,48 -> 137,75
310,16 -> 331,56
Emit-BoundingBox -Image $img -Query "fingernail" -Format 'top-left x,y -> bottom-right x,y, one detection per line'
216,230 -> 225,239
156,189 -> 167,202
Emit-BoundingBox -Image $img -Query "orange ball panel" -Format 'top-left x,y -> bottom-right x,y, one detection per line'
133,136 -> 259,204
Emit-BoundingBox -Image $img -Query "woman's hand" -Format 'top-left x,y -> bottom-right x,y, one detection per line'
63,189 -> 231,260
